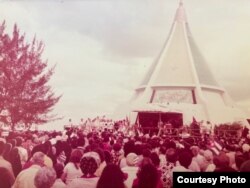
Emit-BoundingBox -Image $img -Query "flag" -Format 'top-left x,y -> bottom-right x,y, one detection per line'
209,140 -> 222,155
92,117 -> 97,122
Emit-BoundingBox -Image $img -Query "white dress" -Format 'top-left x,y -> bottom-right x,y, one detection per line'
68,177 -> 99,188
63,162 -> 83,184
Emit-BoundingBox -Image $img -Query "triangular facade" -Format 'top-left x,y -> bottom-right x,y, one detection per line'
129,1 -> 247,126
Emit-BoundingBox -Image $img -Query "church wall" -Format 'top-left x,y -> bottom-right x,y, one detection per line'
202,90 -> 225,106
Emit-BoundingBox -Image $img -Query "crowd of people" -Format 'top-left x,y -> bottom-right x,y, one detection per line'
0,123 -> 250,188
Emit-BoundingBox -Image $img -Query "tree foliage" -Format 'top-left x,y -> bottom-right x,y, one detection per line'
0,22 -> 61,129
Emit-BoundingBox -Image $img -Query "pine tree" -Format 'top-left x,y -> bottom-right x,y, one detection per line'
0,22 -> 61,130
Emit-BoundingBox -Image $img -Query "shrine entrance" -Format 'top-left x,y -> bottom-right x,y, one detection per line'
137,112 -> 183,135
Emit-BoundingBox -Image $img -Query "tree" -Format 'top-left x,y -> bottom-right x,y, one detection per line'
0,21 -> 61,130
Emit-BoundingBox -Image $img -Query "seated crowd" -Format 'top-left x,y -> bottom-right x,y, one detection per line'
0,125 -> 250,188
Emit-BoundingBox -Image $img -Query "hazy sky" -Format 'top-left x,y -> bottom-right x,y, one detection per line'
0,0 -> 250,129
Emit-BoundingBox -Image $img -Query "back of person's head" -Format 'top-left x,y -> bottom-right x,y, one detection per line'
167,141 -> 176,149
134,144 -> 143,156
139,157 -> 152,169
137,163 -> 158,188
53,163 -> 64,179
103,136 -> 109,143
31,144 -> 44,156
178,151 -> 192,168
34,167 -> 56,188
32,152 -> 45,166
113,143 -> 122,152
242,144 -> 250,153
0,167 -> 13,188
97,164 -> 125,188
123,140 -> 135,157
159,145 -> 167,155
110,139 -> 114,146
213,152 -> 230,168
0,141 -> 5,155
69,149 -> 83,165
142,148 -> 151,158
190,146 -> 200,156
203,150 -> 213,162
77,137 -> 85,147
55,141 -> 64,155
126,153 -> 138,167
150,152 -> 160,167
166,148 -> 178,163
80,152 -> 100,177
15,137 -> 23,147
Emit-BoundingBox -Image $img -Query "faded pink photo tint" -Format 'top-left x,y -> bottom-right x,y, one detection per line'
0,1 -> 250,188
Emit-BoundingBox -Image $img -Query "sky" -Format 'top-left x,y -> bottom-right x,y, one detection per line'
0,0 -> 250,130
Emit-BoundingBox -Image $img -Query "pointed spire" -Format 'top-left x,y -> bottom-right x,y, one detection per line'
175,0 -> 187,23
179,0 -> 183,6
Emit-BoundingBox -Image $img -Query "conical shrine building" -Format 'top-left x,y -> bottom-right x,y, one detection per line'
130,1 -> 247,127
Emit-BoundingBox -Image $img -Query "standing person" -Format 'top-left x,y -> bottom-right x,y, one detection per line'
202,150 -> 215,172
122,153 -> 139,188
3,143 -> 12,162
16,137 -> 28,167
9,143 -> 22,177
68,152 -> 100,188
34,167 -> 57,188
0,141 -> 15,187
111,143 -> 123,165
96,164 -> 126,188
0,167 -> 14,188
61,149 -> 83,184
12,152 -> 45,188
213,152 -> 236,172
133,163 -> 160,188
160,148 -> 178,188
158,146 -> 167,168
172,150 -> 193,172
51,163 -> 66,188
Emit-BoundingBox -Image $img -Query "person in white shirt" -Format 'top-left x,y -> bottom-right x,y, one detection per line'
190,146 -> 204,170
34,167 -> 56,188
62,149 -> 83,184
121,153 -> 139,188
12,152 -> 45,188
68,152 -> 100,188
173,150 -> 193,172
